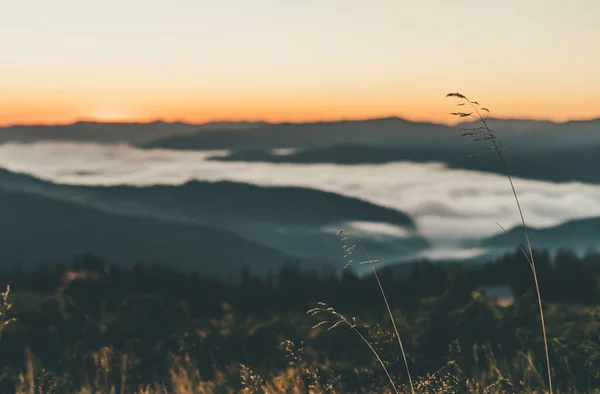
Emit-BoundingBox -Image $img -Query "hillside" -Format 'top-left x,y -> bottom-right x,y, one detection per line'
0,187 -> 295,278
0,169 -> 429,269
480,216 -> 600,252
0,169 -> 415,228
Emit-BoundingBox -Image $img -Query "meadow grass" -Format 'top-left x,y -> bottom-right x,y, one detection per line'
9,340 -> 577,393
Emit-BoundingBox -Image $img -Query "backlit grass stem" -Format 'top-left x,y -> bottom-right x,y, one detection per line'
447,92 -> 553,394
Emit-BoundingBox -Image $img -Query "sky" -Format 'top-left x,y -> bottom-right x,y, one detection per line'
1,0 -> 599,126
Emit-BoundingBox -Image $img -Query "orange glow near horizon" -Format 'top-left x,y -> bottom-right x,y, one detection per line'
1,95 -> 599,127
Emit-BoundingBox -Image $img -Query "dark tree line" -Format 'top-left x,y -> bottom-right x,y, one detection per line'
2,247 -> 600,318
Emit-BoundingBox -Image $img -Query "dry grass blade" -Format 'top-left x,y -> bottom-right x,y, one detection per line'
363,252 -> 415,394
447,92 -> 553,394
336,230 -> 415,394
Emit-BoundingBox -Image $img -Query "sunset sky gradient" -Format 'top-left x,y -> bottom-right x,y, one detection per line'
1,0 -> 599,126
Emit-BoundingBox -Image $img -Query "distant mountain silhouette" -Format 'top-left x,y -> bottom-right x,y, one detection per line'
480,217 -> 600,253
0,121 -> 264,144
0,169 -> 429,270
141,117 -> 462,150
142,116 -> 600,152
209,143 -> 600,184
0,187 -> 294,278
458,117 -> 600,152
4,117 -> 599,151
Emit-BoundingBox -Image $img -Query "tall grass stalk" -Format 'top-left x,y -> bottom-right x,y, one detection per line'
446,92 -> 553,394
334,230 -> 415,393
363,250 -> 415,394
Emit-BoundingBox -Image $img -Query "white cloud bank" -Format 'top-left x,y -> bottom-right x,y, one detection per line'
1,142 -> 600,244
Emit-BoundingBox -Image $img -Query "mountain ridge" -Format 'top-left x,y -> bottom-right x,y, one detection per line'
2,116 -> 599,147
0,168 -> 416,228
142,117 -> 600,151
0,185 -> 296,278
0,168 -> 430,269
480,216 -> 600,252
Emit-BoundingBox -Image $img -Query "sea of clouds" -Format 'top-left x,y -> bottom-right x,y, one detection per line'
1,142 -> 600,246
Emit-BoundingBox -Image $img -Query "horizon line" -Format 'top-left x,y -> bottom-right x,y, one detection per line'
1,113 -> 599,128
